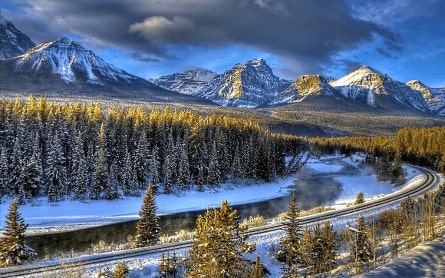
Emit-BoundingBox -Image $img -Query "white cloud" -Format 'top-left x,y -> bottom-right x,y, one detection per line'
129,16 -> 195,44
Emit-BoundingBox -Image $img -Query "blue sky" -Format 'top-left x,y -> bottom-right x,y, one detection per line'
1,0 -> 444,87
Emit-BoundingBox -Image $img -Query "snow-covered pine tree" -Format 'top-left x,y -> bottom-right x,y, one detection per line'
163,132 -> 177,194
231,145 -> 244,183
134,131 -> 149,189
22,134 -> 43,198
71,131 -> 88,200
177,137 -> 191,190
0,147 -> 9,198
307,223 -> 324,275
251,255 -> 264,278
279,193 -> 303,276
121,147 -> 139,197
321,220 -> 338,273
351,216 -> 373,272
185,200 -> 255,278
206,141 -> 221,186
135,185 -> 160,247
113,261 -> 130,278
148,145 -> 161,192
0,199 -> 37,266
9,137 -> 25,203
45,132 -> 67,202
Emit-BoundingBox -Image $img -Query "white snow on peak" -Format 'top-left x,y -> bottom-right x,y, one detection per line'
15,37 -> 139,85
330,65 -> 384,87
248,58 -> 266,67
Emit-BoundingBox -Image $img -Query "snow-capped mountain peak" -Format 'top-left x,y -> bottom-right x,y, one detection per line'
329,65 -> 430,112
151,68 -> 217,95
0,14 -> 35,59
406,80 -> 433,100
270,74 -> 338,106
330,65 -> 388,90
195,58 -> 290,107
15,37 -> 139,85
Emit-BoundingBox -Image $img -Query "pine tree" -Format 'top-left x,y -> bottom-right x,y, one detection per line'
9,137 -> 25,203
0,147 -> 9,198
279,193 -> 303,276
112,261 -> 129,278
163,132 -> 177,194
22,135 -> 43,198
135,186 -> 161,247
177,138 -> 191,190
251,255 -> 264,278
148,145 -> 161,190
351,216 -> 373,273
0,199 -> 37,266
354,192 -> 365,205
207,141 -> 221,186
186,200 -> 256,277
45,132 -> 67,202
320,220 -> 338,273
134,131 -> 149,189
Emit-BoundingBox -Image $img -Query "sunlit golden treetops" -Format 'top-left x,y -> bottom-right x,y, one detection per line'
0,96 -> 303,202
311,126 -> 445,173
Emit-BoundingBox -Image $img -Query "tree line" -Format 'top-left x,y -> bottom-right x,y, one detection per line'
310,125 -> 445,174
0,96 -> 305,203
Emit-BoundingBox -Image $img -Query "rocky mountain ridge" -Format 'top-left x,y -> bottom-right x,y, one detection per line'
0,15 -> 444,115
154,62 -> 444,115
0,14 -> 35,59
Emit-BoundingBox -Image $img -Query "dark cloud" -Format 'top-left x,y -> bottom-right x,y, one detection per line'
9,0 -> 399,76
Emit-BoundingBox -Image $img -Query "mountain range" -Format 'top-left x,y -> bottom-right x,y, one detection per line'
0,15 -> 444,116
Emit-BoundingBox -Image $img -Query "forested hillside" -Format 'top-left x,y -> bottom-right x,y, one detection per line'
311,126 -> 445,174
0,96 -> 305,203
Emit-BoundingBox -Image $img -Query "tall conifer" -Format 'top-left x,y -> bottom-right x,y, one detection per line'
0,200 -> 37,266
186,201 -> 255,277
135,185 -> 160,247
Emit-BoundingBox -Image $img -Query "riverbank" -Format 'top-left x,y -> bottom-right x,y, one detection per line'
0,153 -> 414,235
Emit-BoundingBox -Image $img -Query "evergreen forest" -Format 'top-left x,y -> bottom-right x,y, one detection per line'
311,126 -> 445,174
0,96 -> 304,203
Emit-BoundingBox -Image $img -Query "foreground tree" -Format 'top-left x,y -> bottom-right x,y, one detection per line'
135,186 -> 161,247
350,216 -> 373,273
112,261 -> 130,278
185,201 -> 256,277
0,200 -> 37,267
354,192 -> 365,205
279,193 -> 303,277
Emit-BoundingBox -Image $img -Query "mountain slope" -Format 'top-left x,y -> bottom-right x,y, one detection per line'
270,74 -> 339,106
0,37 -> 211,103
151,68 -> 217,95
0,15 -> 35,59
330,66 -> 430,113
195,58 -> 290,108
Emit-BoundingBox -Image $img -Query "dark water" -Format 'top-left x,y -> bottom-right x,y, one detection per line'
26,168 -> 346,258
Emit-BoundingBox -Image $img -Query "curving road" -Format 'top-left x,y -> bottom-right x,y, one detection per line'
0,166 -> 441,278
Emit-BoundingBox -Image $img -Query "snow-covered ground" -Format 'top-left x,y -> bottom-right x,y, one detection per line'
1,153 -> 442,277
357,236 -> 445,277
0,153 -> 412,234
0,153 -> 417,235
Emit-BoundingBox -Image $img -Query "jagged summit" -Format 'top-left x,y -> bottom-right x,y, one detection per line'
270,74 -> 338,105
14,37 -> 142,85
330,65 -> 387,89
0,14 -> 35,59
406,80 -> 433,100
329,65 -> 429,112
151,68 -> 217,95
194,58 -> 290,107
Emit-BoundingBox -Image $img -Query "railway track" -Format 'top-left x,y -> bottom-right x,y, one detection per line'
0,166 -> 440,277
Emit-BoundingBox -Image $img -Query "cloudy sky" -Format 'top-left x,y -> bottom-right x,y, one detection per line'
2,0 -> 445,87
